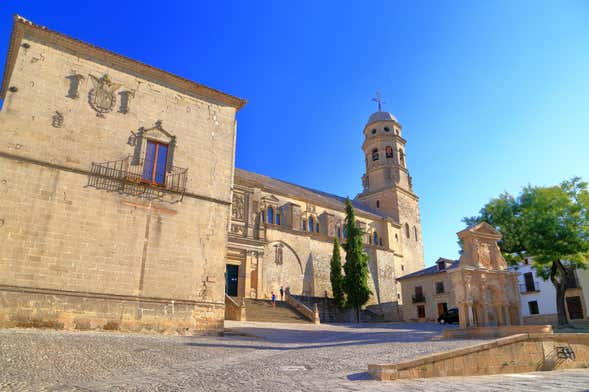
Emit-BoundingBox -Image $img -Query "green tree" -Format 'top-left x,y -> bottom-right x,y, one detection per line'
330,237 -> 345,308
464,177 -> 589,326
342,198 -> 371,322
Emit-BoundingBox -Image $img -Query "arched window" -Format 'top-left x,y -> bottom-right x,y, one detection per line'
384,127 -> 390,132
276,213 -> 281,225
308,216 -> 314,233
372,148 -> 379,161
405,223 -> 410,238
337,226 -> 342,239
267,207 -> 274,224
302,219 -> 307,232
385,146 -> 393,158
414,226 -> 419,241
399,149 -> 405,166
376,200 -> 380,208
373,232 -> 378,245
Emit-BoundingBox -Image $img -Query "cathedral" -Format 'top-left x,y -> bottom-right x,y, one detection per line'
0,16 -> 424,333
227,108 -> 425,309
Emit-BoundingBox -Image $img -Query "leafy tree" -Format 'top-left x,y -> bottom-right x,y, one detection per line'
342,198 -> 371,322
464,177 -> 589,326
330,237 -> 345,308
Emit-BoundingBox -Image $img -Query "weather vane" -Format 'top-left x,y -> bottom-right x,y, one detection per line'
372,91 -> 385,112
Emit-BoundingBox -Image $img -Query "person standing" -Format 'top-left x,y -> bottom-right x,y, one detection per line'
279,286 -> 284,301
271,292 -> 276,308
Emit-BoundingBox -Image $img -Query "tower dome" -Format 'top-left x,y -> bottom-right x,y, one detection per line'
367,111 -> 397,125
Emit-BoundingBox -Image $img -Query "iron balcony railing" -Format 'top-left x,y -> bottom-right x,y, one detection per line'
519,281 -> 540,293
88,155 -> 187,200
412,294 -> 426,303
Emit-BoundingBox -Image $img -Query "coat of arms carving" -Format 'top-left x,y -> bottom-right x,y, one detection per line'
88,74 -> 120,117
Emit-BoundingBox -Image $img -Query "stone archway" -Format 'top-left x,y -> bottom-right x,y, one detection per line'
262,241 -> 304,298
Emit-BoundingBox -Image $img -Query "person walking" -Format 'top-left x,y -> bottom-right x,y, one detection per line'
279,286 -> 284,301
271,292 -> 276,308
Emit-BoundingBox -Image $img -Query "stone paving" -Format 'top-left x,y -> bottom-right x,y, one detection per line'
0,322 -> 588,391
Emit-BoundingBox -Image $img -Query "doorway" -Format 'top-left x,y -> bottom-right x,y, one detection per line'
566,296 -> 584,320
437,302 -> 448,317
226,264 -> 239,297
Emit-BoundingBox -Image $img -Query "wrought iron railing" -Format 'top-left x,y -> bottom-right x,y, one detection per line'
519,282 -> 540,293
412,294 -> 426,303
87,155 -> 187,201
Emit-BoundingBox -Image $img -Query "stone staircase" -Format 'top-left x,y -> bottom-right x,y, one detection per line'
294,295 -> 385,323
243,298 -> 310,323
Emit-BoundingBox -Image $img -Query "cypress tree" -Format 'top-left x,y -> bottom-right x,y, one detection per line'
342,198 -> 371,322
330,237 -> 345,308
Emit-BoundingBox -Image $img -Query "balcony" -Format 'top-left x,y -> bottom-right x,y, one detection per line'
519,282 -> 540,294
88,155 -> 187,201
412,294 -> 426,303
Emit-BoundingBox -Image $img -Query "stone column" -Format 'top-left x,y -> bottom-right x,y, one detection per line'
502,305 -> 510,326
243,251 -> 252,298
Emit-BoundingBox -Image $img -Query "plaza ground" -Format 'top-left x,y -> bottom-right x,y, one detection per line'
1,322 -> 588,391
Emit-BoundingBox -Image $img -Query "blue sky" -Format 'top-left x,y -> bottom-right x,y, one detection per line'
1,1 -> 588,265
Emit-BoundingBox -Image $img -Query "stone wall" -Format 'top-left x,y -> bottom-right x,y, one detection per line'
0,19 -> 241,333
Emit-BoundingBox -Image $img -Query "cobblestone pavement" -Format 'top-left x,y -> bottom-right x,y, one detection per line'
0,322 -> 588,391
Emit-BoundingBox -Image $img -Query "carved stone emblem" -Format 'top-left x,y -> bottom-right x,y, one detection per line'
232,193 -> 245,221
51,111 -> 64,128
88,74 -> 120,116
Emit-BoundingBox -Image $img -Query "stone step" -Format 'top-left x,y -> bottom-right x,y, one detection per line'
243,299 -> 310,323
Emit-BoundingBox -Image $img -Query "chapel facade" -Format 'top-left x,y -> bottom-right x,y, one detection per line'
225,107 -> 426,313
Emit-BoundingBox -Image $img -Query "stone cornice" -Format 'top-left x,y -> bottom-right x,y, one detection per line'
357,184 -> 420,202
362,134 -> 407,150
0,15 -> 247,111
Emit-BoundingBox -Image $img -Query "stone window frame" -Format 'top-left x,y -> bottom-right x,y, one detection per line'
404,223 -> 410,239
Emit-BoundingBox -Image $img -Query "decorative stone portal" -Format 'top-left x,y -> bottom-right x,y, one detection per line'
448,222 -> 522,328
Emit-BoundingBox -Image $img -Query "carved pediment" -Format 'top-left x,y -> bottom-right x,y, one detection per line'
142,120 -> 175,143
262,194 -> 280,205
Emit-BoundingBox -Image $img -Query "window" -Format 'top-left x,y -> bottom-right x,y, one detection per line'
437,261 -> 446,271
384,127 -> 390,132
372,148 -> 379,161
343,226 -> 347,239
316,223 -> 320,233
371,128 -> 377,134
379,238 -> 383,246
528,301 -> 539,315
415,286 -> 423,297
401,264 -> 404,271
267,207 -> 274,224
302,219 -> 307,232
524,272 -> 536,292
405,223 -> 410,238
142,140 -> 168,185
308,217 -> 314,233
337,226 -> 342,239
435,281 -> 445,294
399,149 -> 405,166
373,232 -> 378,245
276,213 -> 281,225
376,200 -> 380,208
417,305 -> 426,318
414,226 -> 419,241
385,146 -> 393,158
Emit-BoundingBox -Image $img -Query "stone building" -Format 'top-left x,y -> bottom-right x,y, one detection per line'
399,223 -> 523,328
397,258 -> 457,322
0,16 -> 245,334
225,110 -> 426,312
0,16 -> 426,332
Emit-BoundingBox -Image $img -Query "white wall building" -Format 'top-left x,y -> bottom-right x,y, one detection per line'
510,259 -> 587,324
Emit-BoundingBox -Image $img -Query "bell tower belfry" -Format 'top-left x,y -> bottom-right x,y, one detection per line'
356,94 -> 424,274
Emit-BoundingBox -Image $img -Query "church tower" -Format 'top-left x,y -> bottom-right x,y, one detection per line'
356,99 -> 425,274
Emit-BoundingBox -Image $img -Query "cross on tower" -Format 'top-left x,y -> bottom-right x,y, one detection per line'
372,91 -> 385,112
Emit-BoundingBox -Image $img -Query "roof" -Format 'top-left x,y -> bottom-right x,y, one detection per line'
367,111 -> 397,125
234,168 -> 391,221
0,15 -> 247,110
397,258 -> 458,281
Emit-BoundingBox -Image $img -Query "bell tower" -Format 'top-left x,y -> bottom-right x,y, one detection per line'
356,94 -> 424,274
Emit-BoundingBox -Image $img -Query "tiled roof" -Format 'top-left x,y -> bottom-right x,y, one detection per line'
397,258 -> 458,281
234,168 -> 390,220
